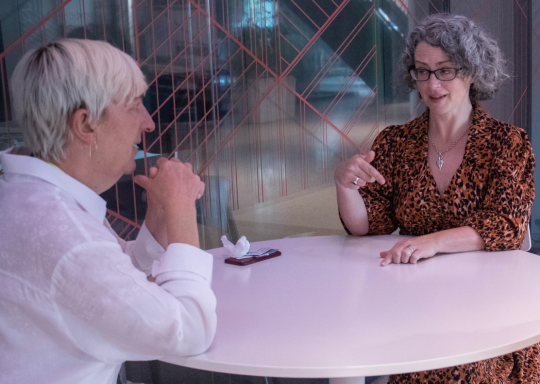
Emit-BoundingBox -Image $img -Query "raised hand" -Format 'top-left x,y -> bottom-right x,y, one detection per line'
334,151 -> 385,190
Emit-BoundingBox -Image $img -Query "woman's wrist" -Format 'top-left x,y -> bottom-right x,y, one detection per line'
428,231 -> 443,255
166,206 -> 199,247
427,227 -> 483,254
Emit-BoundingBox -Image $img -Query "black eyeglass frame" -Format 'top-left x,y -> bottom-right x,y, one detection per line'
409,67 -> 462,82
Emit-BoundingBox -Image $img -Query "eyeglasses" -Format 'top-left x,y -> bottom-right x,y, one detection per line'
409,67 -> 461,81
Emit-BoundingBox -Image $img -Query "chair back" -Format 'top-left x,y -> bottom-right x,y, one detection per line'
522,225 -> 532,252
196,176 -> 239,243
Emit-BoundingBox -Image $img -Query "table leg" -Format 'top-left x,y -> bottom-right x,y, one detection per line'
329,377 -> 365,384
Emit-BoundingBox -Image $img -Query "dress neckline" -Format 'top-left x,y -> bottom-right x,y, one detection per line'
420,104 -> 485,198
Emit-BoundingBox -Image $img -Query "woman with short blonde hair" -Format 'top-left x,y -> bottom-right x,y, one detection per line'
0,39 -> 216,384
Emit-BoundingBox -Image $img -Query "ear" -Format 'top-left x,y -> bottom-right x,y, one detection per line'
70,108 -> 97,146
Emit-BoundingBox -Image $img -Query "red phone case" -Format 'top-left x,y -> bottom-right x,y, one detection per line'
224,250 -> 282,266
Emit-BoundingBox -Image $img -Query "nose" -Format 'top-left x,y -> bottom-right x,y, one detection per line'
142,107 -> 155,133
427,73 -> 441,89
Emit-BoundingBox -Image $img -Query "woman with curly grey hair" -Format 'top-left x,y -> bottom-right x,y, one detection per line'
398,13 -> 509,102
335,13 -> 537,383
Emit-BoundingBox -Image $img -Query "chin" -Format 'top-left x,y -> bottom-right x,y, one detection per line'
427,103 -> 450,116
123,161 -> 137,175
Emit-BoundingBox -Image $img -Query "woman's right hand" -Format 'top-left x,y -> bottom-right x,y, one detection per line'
134,157 -> 204,212
134,157 -> 205,247
334,150 -> 385,189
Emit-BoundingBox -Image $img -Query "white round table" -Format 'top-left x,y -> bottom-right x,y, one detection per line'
164,235 -> 540,384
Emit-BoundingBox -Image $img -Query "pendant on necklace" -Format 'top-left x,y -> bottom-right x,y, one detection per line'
436,153 -> 444,170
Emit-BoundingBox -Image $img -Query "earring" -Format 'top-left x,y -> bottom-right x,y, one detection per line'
89,143 -> 98,158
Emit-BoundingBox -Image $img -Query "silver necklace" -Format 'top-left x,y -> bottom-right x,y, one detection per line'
428,124 -> 470,171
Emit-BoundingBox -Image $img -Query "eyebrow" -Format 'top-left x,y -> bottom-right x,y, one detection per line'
414,59 -> 453,66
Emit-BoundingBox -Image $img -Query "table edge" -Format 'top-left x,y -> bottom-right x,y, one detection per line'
163,330 -> 540,378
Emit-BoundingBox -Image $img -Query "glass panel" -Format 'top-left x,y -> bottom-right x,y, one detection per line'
64,0 -> 86,38
24,26 -> 44,51
0,0 -> 537,253
530,1 -> 540,251
45,11 -> 65,42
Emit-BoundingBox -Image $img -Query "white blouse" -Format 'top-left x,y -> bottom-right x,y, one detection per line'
0,150 -> 217,384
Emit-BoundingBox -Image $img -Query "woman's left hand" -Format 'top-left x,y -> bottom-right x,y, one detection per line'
379,228 -> 485,267
380,235 -> 439,267
141,159 -> 204,249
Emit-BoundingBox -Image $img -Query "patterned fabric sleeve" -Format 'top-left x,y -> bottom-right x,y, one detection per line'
355,127 -> 399,235
462,128 -> 535,251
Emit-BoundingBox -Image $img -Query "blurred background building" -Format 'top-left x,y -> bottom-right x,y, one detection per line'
0,0 -> 539,253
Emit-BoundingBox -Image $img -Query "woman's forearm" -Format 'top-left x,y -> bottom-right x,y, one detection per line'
429,226 -> 485,254
144,201 -> 169,249
166,206 -> 199,248
336,184 -> 370,236
334,151 -> 386,236
380,226 -> 485,266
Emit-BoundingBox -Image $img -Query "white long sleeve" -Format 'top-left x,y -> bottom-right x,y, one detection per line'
0,150 -> 217,384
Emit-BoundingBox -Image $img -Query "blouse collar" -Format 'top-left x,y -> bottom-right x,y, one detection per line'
0,149 -> 106,223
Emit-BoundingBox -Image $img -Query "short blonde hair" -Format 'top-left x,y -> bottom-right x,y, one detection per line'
11,39 -> 148,162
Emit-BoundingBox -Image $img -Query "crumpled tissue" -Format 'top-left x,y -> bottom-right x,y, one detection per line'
221,235 -> 251,259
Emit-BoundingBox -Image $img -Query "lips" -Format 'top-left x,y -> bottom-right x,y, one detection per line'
429,95 -> 446,103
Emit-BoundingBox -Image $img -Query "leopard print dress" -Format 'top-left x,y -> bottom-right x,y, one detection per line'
354,104 -> 538,383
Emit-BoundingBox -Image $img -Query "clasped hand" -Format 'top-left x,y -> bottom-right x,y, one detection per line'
134,157 -> 205,248
134,157 -> 205,210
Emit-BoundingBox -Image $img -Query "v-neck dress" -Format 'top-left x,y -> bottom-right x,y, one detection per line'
350,104 -> 538,383
358,104 -> 535,251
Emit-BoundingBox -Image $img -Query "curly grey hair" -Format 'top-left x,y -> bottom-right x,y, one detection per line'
11,39 -> 147,162
398,13 -> 509,102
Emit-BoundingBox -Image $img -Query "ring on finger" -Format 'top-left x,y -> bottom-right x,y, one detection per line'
353,177 -> 359,185
407,245 -> 415,253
